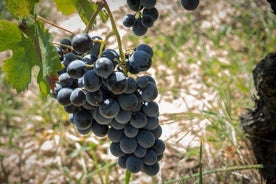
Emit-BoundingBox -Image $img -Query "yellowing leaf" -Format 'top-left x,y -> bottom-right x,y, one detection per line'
5,0 -> 38,17
53,0 -> 76,15
0,20 -> 40,92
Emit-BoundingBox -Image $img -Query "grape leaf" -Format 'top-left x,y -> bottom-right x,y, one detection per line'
34,19 -> 62,94
99,9 -> 108,23
0,20 -> 40,92
52,0 -> 108,27
76,0 -> 97,25
52,0 -> 76,15
0,19 -> 62,95
5,0 -> 38,17
35,19 -> 62,78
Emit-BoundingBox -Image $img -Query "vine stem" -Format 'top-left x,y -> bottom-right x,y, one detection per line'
37,15 -> 75,35
101,0 -> 125,64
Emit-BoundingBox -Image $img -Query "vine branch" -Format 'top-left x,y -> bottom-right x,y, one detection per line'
37,15 -> 75,35
101,0 -> 125,64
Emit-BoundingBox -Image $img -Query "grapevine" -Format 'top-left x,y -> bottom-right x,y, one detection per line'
0,0 -> 200,179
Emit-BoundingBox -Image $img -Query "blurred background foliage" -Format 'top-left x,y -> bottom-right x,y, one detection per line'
1,0 -> 276,183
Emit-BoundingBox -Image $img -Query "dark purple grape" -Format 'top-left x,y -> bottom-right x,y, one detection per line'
132,18 -> 148,36
122,14 -> 136,28
66,59 -> 87,79
71,33 -> 92,54
181,0 -> 200,11
126,155 -> 143,173
143,7 -> 159,21
141,15 -> 154,28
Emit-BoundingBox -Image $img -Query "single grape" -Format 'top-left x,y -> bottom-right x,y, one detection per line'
70,87 -> 86,106
93,107 -> 113,125
77,125 -> 92,135
132,18 -> 148,36
129,50 -> 152,72
118,155 -> 128,169
142,163 -> 160,176
141,15 -> 154,28
127,0 -> 141,11
94,57 -> 114,78
157,153 -> 163,161
126,155 -> 143,173
60,38 -> 71,52
83,70 -> 102,92
99,98 -> 120,118
144,116 -> 159,130
103,71 -> 128,95
110,142 -> 125,157
108,127 -> 124,143
73,110 -> 93,130
143,7 -> 159,21
91,121 -> 109,137
120,136 -> 137,154
58,72 -> 76,88
117,93 -> 139,111
124,77 -> 137,94
130,111 -> 148,129
115,109 -> 132,124
142,101 -> 159,117
140,82 -> 158,101
57,88 -> 73,106
124,124 -> 139,138
71,33 -> 92,54
122,14 -> 136,28
63,52 -> 77,67
64,104 -> 79,114
152,125 -> 162,139
134,145 -> 147,158
152,139 -> 166,155
145,75 -> 156,85
102,49 -> 120,67
109,119 -> 126,130
143,150 -> 157,165
180,0 -> 200,11
136,76 -> 149,89
137,129 -> 155,148
86,90 -> 103,106
136,44 -> 153,58
67,59 -> 87,79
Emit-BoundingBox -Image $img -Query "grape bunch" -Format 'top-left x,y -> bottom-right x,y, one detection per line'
122,0 -> 159,36
53,33 -> 165,175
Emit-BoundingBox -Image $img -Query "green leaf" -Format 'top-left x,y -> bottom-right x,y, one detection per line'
35,19 -> 62,78
52,0 -> 76,15
75,0 -> 97,25
0,19 -> 61,95
5,0 -> 38,17
99,9 -> 108,23
0,20 -> 40,92
37,69 -> 50,96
